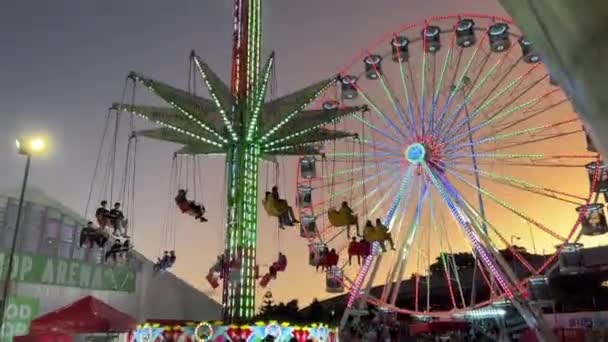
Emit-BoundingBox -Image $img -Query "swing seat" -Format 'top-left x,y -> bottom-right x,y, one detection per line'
364,225 -> 391,243
263,197 -> 289,217
177,201 -> 190,213
206,272 -> 220,289
259,273 -> 272,288
96,214 -> 108,228
326,269 -> 345,293
328,209 -> 357,227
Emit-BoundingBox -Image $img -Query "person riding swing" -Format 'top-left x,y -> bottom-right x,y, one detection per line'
175,189 -> 208,222
108,202 -> 128,237
95,200 -> 110,228
264,186 -> 298,229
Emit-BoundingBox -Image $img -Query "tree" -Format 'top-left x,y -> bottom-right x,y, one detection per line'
305,298 -> 326,322
260,291 -> 274,316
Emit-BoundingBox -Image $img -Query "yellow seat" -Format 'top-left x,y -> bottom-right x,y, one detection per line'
328,208 -> 358,227
363,225 -> 391,242
263,197 -> 288,217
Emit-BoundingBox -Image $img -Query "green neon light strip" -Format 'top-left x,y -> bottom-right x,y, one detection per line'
129,110 -> 224,148
446,169 -> 566,241
386,198 -> 409,306
328,166 -> 398,202
448,164 -> 585,203
377,71 -> 412,135
443,72 -> 528,141
246,53 -> 274,141
433,35 -> 453,101
448,93 -> 552,145
134,78 -> 229,145
419,34 -> 427,131
434,192 -> 468,308
191,57 -> 238,142
315,163 -> 379,180
449,152 -> 544,160
429,192 -> 465,308
264,109 -> 360,147
398,59 -> 416,133
454,191 -> 537,274
435,48 -> 514,136
259,79 -> 337,142
356,83 -> 405,140
384,179 -> 425,305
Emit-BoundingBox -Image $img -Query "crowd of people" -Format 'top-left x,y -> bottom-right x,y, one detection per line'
78,200 -> 130,263
340,311 -> 402,341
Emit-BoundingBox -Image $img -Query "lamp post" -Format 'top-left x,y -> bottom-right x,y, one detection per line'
0,137 -> 46,335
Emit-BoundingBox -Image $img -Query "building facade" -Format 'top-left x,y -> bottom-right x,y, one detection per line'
0,189 -> 221,340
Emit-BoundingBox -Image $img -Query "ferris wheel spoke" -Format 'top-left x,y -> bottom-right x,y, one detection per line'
359,138 -> 404,156
354,81 -> 408,140
397,56 -> 420,137
427,31 -> 456,135
479,130 -> 583,154
435,204 -> 467,308
444,168 -> 567,242
434,48 -> 493,140
432,34 -> 488,136
445,69 -> 549,144
323,165 -> 400,208
374,61 -> 415,137
346,166 -> 416,309
316,173 -> 400,237
314,163 -> 379,181
447,164 -> 587,203
436,46 -> 520,138
421,162 -> 516,299
446,118 -> 579,154
449,75 -> 553,142
382,180 -> 427,304
456,192 -> 540,275
492,99 -> 570,135
352,113 -> 403,145
428,190 -> 460,309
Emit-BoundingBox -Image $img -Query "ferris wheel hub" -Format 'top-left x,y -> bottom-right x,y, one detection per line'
405,143 -> 426,164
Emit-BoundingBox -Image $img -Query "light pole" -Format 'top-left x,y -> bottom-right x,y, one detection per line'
0,137 -> 46,334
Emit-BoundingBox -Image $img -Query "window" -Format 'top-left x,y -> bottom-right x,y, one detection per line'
21,204 -> 43,253
2,200 -> 19,249
58,220 -> 75,259
39,217 -> 60,257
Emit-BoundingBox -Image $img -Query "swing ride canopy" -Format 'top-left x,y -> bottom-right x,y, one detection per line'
111,13 -> 365,321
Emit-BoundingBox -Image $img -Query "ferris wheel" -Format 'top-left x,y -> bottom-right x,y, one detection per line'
294,13 -> 604,336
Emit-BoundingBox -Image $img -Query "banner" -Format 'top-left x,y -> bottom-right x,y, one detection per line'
0,296 -> 39,341
0,251 -> 135,292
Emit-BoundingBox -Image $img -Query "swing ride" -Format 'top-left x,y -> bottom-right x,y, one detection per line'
109,0 -> 365,323
292,13 -> 608,341
82,108 -> 138,265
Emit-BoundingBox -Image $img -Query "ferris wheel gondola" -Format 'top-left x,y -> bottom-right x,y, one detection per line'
295,14 -> 605,339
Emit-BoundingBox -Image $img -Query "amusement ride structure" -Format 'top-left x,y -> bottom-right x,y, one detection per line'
292,14 -> 607,341
111,0 -> 362,323
98,2 -> 608,340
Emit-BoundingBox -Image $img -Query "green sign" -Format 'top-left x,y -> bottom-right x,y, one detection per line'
0,296 -> 39,341
0,251 -> 135,292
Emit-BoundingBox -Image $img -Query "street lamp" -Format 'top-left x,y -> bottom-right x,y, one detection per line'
0,136 -> 47,334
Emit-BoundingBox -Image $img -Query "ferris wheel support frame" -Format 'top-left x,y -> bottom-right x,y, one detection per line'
424,163 -> 555,342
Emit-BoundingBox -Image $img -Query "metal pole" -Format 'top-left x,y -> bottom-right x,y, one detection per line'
0,155 -> 31,333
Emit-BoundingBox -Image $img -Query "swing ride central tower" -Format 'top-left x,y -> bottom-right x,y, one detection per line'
221,0 -> 263,321
112,0 -> 363,323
